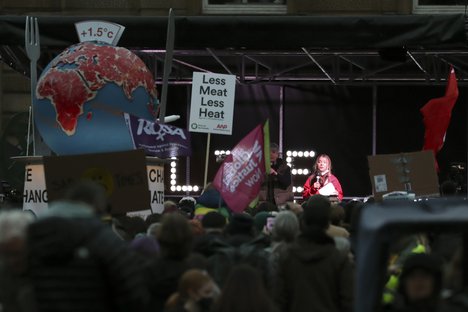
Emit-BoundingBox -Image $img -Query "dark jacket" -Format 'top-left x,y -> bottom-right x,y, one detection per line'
27,216 -> 149,312
274,234 -> 354,312
259,158 -> 293,205
146,257 -> 190,312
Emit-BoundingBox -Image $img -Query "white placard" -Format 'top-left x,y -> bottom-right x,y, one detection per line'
374,174 -> 388,193
189,72 -> 236,135
147,164 -> 165,214
23,164 -> 48,217
75,20 -> 125,46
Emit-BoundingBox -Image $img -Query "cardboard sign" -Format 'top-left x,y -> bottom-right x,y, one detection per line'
127,163 -> 165,218
189,72 -> 236,135
23,163 -> 48,216
368,150 -> 440,201
43,149 -> 150,214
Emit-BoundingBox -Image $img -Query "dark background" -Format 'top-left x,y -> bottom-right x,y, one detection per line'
165,84 -> 467,198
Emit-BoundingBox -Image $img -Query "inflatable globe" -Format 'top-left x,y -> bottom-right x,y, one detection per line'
34,41 -> 158,155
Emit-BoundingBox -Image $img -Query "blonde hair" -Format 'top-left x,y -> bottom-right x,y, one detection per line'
313,154 -> 332,173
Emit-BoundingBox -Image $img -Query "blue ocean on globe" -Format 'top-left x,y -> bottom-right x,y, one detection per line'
33,41 -> 158,155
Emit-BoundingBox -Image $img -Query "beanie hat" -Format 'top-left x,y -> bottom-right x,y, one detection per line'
201,211 -> 226,229
254,211 -> 272,233
225,213 -> 254,236
398,253 -> 443,300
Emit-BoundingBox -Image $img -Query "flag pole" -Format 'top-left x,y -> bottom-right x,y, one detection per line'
203,133 -> 211,188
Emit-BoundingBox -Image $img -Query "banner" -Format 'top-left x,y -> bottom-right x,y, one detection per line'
125,113 -> 192,158
213,124 -> 266,213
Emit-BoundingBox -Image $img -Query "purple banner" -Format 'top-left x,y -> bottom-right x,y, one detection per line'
125,113 -> 192,158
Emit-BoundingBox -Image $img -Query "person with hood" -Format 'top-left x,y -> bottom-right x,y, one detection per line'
27,181 -> 149,312
386,253 -> 461,312
273,195 -> 353,312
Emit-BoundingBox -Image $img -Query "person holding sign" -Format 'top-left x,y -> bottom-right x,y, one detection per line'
302,154 -> 343,201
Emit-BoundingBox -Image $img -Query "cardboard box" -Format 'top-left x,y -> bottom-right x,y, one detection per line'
43,149 -> 150,214
368,150 -> 440,201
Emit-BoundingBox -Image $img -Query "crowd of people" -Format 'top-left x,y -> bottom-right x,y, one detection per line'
0,156 -> 467,311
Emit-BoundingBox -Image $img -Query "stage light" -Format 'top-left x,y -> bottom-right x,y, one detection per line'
226,150 -> 231,155
304,151 -> 310,157
171,157 -> 177,160
286,157 -> 292,163
215,150 -> 220,156
298,151 -> 304,157
297,169 -> 303,175
176,185 -> 182,191
220,150 -> 225,155
170,186 -> 176,192
170,161 -> 176,168
293,186 -> 297,193
170,180 -> 176,185
303,169 -> 309,175
286,151 -> 292,157
310,151 -> 316,157
182,185 -> 187,192
187,185 -> 193,191
297,187 -> 303,193
292,169 -> 297,175
292,151 -> 298,157
170,174 -> 176,180
193,185 -> 199,192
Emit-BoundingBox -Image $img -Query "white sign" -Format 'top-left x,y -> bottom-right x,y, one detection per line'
23,164 -> 48,217
374,174 -> 388,193
147,165 -> 165,214
75,20 -> 125,46
189,72 -> 236,135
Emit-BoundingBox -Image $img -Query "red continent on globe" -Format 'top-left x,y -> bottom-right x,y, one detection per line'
36,42 -> 157,135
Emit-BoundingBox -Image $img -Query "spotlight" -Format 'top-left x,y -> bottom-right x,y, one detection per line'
170,161 -> 176,168
176,185 -> 182,191
170,168 -> 176,174
286,157 -> 292,163
286,151 -> 292,157
170,186 -> 176,192
292,151 -> 298,157
182,185 -> 187,192
193,185 -> 199,192
293,186 -> 297,192
292,169 -> 297,175
304,151 -> 310,157
188,185 -> 193,192
170,174 -> 176,180
298,151 -> 304,157
310,151 -> 316,157
170,180 -> 176,185
303,169 -> 309,175
226,150 -> 231,155
297,169 -> 303,175
215,150 -> 220,156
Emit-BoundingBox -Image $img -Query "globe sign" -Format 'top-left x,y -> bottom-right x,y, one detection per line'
34,41 -> 158,155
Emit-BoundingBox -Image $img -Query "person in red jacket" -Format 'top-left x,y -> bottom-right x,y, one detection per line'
302,154 -> 343,201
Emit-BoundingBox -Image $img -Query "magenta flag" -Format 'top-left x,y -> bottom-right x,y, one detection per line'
213,124 -> 266,213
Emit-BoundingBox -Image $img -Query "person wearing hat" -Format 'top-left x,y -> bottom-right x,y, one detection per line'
386,253 -> 459,312
259,143 -> 293,207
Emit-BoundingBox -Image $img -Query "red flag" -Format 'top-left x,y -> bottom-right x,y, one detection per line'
213,124 -> 266,213
420,67 -> 459,169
